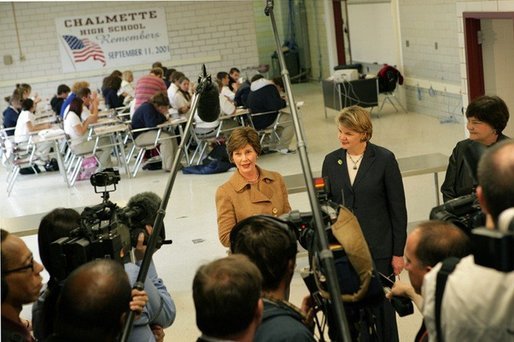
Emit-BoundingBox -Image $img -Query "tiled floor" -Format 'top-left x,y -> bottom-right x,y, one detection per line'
2,82 -> 466,341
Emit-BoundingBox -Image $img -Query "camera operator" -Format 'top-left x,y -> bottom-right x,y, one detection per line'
441,95 -> 510,202
386,220 -> 470,341
45,259 -> 148,342
423,140 -> 514,341
230,215 -> 315,342
193,254 -> 264,342
32,208 -> 176,342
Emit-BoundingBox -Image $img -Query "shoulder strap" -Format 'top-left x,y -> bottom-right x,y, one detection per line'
435,257 -> 460,342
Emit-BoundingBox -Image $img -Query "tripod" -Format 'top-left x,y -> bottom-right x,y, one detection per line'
265,1 -> 352,341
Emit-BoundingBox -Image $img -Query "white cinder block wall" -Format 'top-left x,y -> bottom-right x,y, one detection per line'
0,1 -> 259,112
399,0 -> 463,121
398,0 -> 514,127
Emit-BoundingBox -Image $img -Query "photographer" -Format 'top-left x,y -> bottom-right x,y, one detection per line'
230,215 -> 315,342
33,208 -> 176,342
441,95 -> 510,202
423,140 -> 514,341
386,220 -> 470,341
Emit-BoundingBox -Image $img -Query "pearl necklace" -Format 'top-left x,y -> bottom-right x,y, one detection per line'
348,153 -> 364,170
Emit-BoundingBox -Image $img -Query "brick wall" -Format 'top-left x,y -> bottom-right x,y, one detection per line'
0,1 -> 258,112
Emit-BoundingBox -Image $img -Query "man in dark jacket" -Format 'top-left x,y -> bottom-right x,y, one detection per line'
231,216 -> 315,342
193,255 -> 263,342
246,75 -> 294,153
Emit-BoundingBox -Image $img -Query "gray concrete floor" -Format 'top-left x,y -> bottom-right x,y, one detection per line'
2,81 -> 467,341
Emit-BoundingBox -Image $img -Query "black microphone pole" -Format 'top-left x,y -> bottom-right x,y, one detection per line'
120,66 -> 209,342
264,1 -> 351,341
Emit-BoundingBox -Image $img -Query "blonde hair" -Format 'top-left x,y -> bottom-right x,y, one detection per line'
336,106 -> 373,141
71,81 -> 90,94
122,70 -> 133,82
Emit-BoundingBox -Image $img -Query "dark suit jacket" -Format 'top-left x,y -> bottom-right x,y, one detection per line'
441,134 -> 510,202
322,143 -> 407,259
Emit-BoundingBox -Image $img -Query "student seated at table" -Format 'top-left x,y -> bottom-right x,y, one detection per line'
60,80 -> 89,118
2,87 -> 23,136
14,99 -> 54,166
217,72 -> 235,101
120,70 -> 135,106
50,84 -> 70,115
171,76 -> 192,115
102,75 -> 128,110
229,67 -> 241,92
131,92 -> 177,172
247,74 -> 294,154
63,97 -> 113,170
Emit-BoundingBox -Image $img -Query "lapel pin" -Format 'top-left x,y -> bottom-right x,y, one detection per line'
338,159 -> 343,165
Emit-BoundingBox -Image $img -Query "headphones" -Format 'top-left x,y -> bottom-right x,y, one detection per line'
229,215 -> 298,255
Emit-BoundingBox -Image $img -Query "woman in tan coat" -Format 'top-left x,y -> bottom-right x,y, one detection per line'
215,127 -> 291,247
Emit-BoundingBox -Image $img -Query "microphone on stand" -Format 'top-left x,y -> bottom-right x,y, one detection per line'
196,64 -> 220,123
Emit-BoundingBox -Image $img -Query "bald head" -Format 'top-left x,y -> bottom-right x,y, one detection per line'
477,140 -> 514,224
55,259 -> 131,341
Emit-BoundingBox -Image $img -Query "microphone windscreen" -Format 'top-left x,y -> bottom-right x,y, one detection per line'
197,82 -> 220,122
126,192 -> 161,224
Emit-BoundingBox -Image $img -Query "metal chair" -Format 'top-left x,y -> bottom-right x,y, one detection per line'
0,127 -> 40,196
377,66 -> 406,114
127,125 -> 183,177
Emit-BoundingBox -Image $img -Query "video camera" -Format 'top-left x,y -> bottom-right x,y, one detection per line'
429,193 -> 484,234
281,178 -> 411,339
49,170 -> 170,281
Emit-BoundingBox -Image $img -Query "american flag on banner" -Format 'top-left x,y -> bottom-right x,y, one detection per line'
62,35 -> 106,66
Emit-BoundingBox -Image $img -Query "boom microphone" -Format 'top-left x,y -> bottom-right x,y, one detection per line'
196,64 -> 220,123
118,192 -> 171,248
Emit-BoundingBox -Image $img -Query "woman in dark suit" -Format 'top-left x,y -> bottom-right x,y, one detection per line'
322,105 -> 407,341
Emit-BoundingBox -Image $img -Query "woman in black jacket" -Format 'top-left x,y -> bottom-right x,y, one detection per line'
441,95 -> 510,202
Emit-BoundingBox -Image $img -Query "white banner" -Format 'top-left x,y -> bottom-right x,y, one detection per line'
55,8 -> 170,72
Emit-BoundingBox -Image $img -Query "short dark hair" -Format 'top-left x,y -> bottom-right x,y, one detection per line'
38,208 -> 81,277
226,127 -> 262,162
465,95 -> 510,134
477,140 -> 514,223
21,98 -> 34,111
69,98 -> 84,117
229,67 -> 240,74
104,75 -> 122,91
57,84 -> 71,95
230,215 -> 298,291
217,71 -> 229,81
250,74 -> 264,83
193,255 -> 262,338
149,92 -> 170,108
150,67 -> 164,78
75,87 -> 91,99
54,259 -> 131,341
170,71 -> 184,83
414,220 -> 471,267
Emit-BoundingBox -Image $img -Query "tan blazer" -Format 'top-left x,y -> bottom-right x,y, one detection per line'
215,166 -> 291,247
